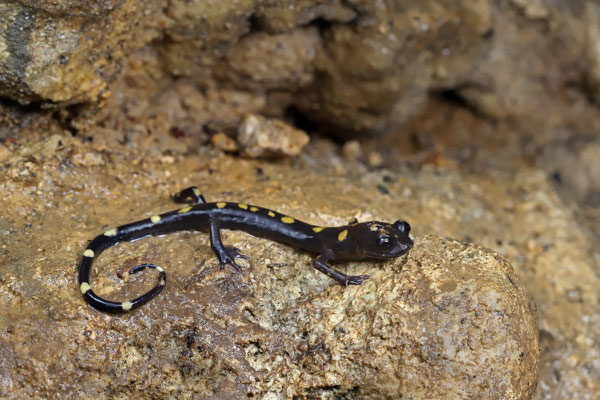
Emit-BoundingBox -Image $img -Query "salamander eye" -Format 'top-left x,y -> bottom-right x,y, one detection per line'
378,235 -> 392,248
394,220 -> 411,234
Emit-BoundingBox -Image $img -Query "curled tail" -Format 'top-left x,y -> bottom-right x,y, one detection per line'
78,230 -> 167,313
78,186 -> 206,313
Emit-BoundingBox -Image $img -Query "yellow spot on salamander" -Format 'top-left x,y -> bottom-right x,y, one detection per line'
122,301 -> 133,311
313,226 -> 325,233
83,249 -> 95,258
178,206 -> 192,213
338,229 -> 348,241
104,228 -> 118,237
238,203 -> 248,210
192,187 -> 201,196
268,211 -> 275,217
250,206 -> 259,212
369,224 -> 379,231
281,216 -> 295,224
80,282 -> 91,294
151,215 -> 161,224
217,202 -> 226,208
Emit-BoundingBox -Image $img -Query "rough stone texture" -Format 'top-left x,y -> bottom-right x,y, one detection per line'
237,113 -> 310,158
0,1 -> 162,103
158,0 -> 259,77
412,168 -> 600,400
255,0 -> 358,32
272,235 -> 538,399
457,0 -> 600,146
1,105 -> 599,400
2,0 -> 600,143
214,28 -> 320,92
539,138 -> 600,206
0,134 -> 538,398
211,131 -> 239,152
294,1 -> 493,133
1,0 -> 600,398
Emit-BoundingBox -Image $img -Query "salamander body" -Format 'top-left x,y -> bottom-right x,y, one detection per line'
78,187 -> 413,313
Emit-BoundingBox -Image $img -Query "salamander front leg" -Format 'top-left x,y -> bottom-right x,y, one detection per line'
173,186 -> 206,204
312,249 -> 370,285
209,219 -> 249,271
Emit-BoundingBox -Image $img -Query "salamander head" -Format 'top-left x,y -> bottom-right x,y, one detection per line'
353,220 -> 413,259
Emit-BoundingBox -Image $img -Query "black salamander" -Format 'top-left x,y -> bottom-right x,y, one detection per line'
78,187 -> 413,313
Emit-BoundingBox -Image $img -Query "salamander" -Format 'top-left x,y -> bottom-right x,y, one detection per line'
78,186 -> 413,313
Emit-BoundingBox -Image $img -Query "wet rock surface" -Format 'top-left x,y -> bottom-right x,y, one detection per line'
0,138 -> 538,398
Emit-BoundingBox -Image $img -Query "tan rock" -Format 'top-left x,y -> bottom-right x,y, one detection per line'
210,132 -> 238,153
267,235 -> 538,399
0,140 -> 540,398
237,114 -> 309,158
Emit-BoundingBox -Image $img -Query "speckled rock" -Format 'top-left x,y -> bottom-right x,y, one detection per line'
237,114 -> 310,158
0,1 -> 163,103
255,0 -> 357,34
3,0 -> 600,146
294,0 -> 493,133
270,235 -> 538,399
158,0 -> 259,77
210,132 -> 239,153
214,28 -> 320,91
539,138 -> 600,206
2,1 -> 600,397
0,133 -> 540,398
0,0 -> 262,103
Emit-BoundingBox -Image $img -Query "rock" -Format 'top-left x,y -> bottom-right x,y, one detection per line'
256,0 -> 357,32
584,3 -> 600,105
272,235 -> 538,399
366,151 -> 384,168
2,0 -> 598,150
540,138 -> 600,206
0,140 -> 540,398
0,1 -> 162,103
293,1 -> 493,133
210,132 -> 238,153
0,0 -> 261,103
342,139 -> 362,161
215,28 -> 320,91
157,0 -> 258,77
237,113 -> 309,158
2,1 -> 600,397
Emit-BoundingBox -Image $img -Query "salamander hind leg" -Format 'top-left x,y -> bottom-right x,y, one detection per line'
312,249 -> 370,285
209,219 -> 249,272
173,186 -> 206,204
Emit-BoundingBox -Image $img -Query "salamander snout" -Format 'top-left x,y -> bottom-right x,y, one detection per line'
390,220 -> 412,256
387,229 -> 413,257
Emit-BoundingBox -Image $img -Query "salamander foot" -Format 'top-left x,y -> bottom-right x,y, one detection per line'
218,246 -> 249,271
345,274 -> 370,285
